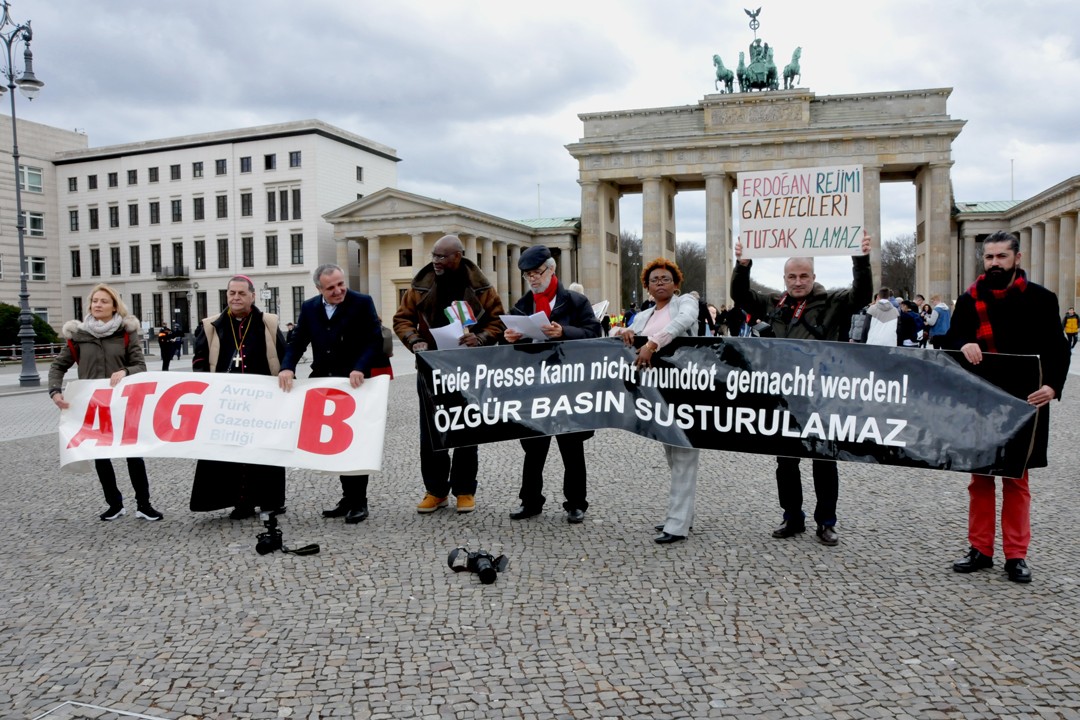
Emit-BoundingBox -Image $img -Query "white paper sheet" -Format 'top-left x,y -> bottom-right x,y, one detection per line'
502,311 -> 550,341
430,320 -> 466,349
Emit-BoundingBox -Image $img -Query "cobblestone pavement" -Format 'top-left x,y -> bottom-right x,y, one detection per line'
2,355 -> 1079,719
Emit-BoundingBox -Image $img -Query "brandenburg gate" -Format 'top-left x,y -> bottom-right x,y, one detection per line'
566,88 -> 966,305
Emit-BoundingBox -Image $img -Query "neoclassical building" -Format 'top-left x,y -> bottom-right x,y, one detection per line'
324,188 -> 579,320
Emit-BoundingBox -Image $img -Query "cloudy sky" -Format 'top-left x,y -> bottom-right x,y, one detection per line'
17,0 -> 1079,289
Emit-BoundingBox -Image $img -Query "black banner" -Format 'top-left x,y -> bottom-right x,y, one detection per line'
417,337 -> 1040,477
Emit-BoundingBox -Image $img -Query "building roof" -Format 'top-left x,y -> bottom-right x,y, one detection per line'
53,119 -> 399,164
955,200 -> 1022,213
515,217 -> 581,230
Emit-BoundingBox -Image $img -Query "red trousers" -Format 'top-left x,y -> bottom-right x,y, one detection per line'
968,471 -> 1030,560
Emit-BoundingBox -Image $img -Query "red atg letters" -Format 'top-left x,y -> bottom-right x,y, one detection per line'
297,388 -> 356,455
66,380 -> 209,448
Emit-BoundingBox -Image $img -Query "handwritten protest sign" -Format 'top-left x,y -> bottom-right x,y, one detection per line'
57,372 -> 390,474
738,164 -> 864,258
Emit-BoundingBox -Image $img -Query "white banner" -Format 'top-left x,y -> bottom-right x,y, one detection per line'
738,164 -> 864,258
57,371 -> 390,474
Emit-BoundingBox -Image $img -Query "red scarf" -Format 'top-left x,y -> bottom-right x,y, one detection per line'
967,269 -> 1027,353
533,275 -> 559,318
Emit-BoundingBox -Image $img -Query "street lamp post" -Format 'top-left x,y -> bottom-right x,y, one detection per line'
0,1 -> 43,386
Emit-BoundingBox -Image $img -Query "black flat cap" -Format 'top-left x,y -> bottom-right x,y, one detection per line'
518,245 -> 552,271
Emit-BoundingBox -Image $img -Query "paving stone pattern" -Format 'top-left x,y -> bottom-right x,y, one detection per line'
2,367 -> 1079,719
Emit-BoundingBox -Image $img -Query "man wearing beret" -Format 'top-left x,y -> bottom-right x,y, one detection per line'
503,245 -> 602,523
393,234 -> 505,514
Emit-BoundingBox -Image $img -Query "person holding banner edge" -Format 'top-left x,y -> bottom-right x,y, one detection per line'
947,230 -> 1070,583
502,245 -> 602,524
732,231 -> 873,545
393,234 -> 506,515
612,258 -> 701,544
48,283 -> 164,522
278,264 -> 386,524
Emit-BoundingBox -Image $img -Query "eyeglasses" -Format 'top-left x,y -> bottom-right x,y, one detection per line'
431,251 -> 461,261
522,267 -> 550,280
648,275 -> 675,285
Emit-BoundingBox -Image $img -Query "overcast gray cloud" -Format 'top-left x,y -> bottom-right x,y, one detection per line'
15,0 -> 1079,288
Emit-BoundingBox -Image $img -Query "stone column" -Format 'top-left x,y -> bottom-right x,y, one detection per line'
704,173 -> 732,305
461,233 -> 477,266
962,232 -> 978,292
336,238 -> 351,279
509,244 -> 522,305
494,240 -> 508,301
862,165 -> 883,288
1059,212 -> 1078,309
355,237 -> 368,294
366,235 -> 382,319
1030,223 -> 1044,285
642,176 -> 663,261
482,237 -> 494,277
578,181 -> 602,304
411,232 -> 426,270
1043,217 -> 1060,295
1019,227 -> 1032,265
925,163 -> 953,302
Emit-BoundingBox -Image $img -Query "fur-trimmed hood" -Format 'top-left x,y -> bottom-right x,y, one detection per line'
62,314 -> 141,340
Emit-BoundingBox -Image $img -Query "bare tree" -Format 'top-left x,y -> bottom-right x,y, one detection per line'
675,240 -> 707,299
881,233 -> 916,299
619,230 -> 643,311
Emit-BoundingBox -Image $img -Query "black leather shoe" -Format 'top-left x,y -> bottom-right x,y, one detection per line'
566,508 -> 586,524
509,505 -> 542,520
229,506 -> 256,520
953,547 -> 994,573
1004,558 -> 1032,583
654,532 -> 686,544
654,524 -> 693,532
322,499 -> 349,518
815,525 -> 839,546
771,519 -> 806,538
344,504 -> 369,524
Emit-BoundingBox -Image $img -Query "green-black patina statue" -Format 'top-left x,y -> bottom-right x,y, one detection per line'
715,8 -> 800,93
713,54 -> 735,93
783,47 -> 802,89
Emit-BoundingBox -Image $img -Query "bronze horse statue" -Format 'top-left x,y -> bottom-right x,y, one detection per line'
783,46 -> 802,89
713,54 -> 734,93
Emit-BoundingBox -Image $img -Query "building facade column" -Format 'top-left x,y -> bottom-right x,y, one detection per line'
336,238 -> 352,283
1019,227 -> 1032,266
861,165 -> 883,288
509,244 -> 522,306
494,240 -> 508,302
355,237 -> 368,294
1042,217 -> 1060,295
366,235 -> 383,319
578,181 -> 603,305
925,163 -> 953,302
1059,212 -> 1078,310
463,233 -> 478,267
962,232 -> 978,292
642,176 -> 663,261
704,173 -> 733,305
481,237 -> 494,277
411,232 -> 426,270
1029,223 -> 1044,285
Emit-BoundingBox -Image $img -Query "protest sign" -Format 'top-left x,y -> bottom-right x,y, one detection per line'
417,337 -> 1039,478
57,372 -> 390,474
738,164 -> 864,258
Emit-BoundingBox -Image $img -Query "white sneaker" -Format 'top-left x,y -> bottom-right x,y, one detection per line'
100,506 -> 126,521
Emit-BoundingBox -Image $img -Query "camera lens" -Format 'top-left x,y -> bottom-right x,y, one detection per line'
256,539 -> 274,555
473,556 -> 497,584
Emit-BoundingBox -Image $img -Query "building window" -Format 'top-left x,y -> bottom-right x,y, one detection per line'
21,211 -> 45,236
90,248 -> 101,276
148,166 -> 159,183
399,249 -> 412,267
196,291 -> 207,323
267,287 -> 280,314
170,164 -> 181,180
127,169 -> 137,185
68,177 -> 77,192
264,154 -> 276,170
89,208 -> 99,230
131,293 -> 142,322
242,235 -> 254,267
18,165 -> 43,192
266,191 -> 276,221
216,195 -> 228,219
73,297 -> 83,320
194,240 -> 206,270
291,188 -> 301,219
290,233 -> 303,264
172,242 -> 184,273
171,199 -> 182,222
70,249 -> 81,278
218,289 -> 227,313
32,307 -> 49,323
278,189 -> 289,220
192,161 -> 204,178
29,256 -> 46,281
356,166 -> 363,182
292,286 -> 305,322
108,206 -> 120,228
266,234 -> 278,266
110,246 -> 121,275
149,201 -> 160,225
150,243 -> 161,273
217,237 -> 229,269
153,293 -> 163,326
69,209 -> 79,232
193,196 -> 204,221
241,192 -> 252,217
240,156 -> 251,173
107,172 -> 118,188
88,174 -> 98,190
129,245 -> 141,274
215,159 -> 227,175
128,203 -> 139,226
289,151 -> 301,168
